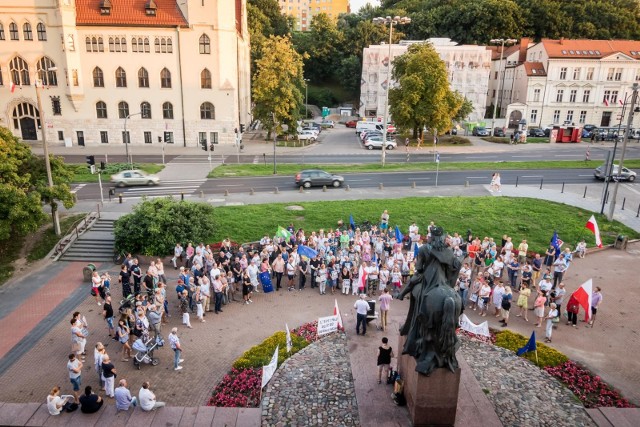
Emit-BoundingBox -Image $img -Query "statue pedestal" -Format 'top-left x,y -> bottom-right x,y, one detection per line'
397,336 -> 461,427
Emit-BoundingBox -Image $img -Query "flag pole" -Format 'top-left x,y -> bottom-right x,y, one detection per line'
535,350 -> 539,365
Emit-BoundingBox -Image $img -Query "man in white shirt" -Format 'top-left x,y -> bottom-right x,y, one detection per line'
354,294 -> 370,336
139,382 -> 165,411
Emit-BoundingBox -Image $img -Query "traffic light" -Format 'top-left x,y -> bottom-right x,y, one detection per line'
86,155 -> 95,174
201,139 -> 207,151
100,161 -> 106,171
240,123 -> 246,133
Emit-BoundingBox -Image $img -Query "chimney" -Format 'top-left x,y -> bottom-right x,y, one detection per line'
559,37 -> 564,45
519,37 -> 530,63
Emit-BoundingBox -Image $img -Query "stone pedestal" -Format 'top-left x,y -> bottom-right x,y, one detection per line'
397,336 -> 461,427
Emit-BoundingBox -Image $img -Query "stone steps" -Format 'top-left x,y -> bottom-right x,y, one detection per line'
59,218 -> 116,262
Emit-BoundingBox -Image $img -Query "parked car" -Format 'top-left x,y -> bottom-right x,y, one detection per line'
295,169 -> 344,188
594,164 -> 636,182
493,127 -> 505,137
345,120 -> 358,128
364,137 -> 397,150
302,121 -> 322,133
583,124 -> 597,132
360,130 -> 383,141
297,130 -> 317,141
110,170 -> 160,187
528,128 -> 546,137
301,127 -> 319,136
320,120 -> 335,128
472,126 -> 489,136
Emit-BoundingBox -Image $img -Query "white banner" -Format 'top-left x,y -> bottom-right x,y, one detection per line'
261,345 -> 279,389
317,315 -> 339,336
459,313 -> 490,337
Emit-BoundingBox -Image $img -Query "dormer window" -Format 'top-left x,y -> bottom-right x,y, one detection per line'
145,0 -> 157,16
100,0 -> 111,15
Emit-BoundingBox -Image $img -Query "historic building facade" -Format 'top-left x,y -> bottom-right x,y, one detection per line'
0,0 -> 251,147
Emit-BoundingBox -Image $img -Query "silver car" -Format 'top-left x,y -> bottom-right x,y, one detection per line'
594,164 -> 636,182
364,137 -> 397,150
110,169 -> 161,187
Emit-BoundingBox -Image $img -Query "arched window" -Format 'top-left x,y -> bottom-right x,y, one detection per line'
143,37 -> 149,53
154,37 -> 160,53
9,57 -> 30,86
0,24 -> 5,40
109,37 -> 115,51
86,37 -> 91,51
10,23 -> 19,40
96,101 -> 108,119
162,102 -> 174,119
98,37 -> 104,52
160,68 -> 171,88
118,101 -> 129,119
120,37 -> 127,52
91,37 -> 98,52
167,38 -> 173,53
115,67 -> 127,87
93,67 -> 104,87
199,34 -> 210,54
132,37 -> 138,52
23,22 -> 32,40
37,57 -> 57,86
37,23 -> 46,41
141,102 -> 151,119
161,38 -> 167,53
200,102 -> 215,120
138,67 -> 149,88
201,68 -> 211,89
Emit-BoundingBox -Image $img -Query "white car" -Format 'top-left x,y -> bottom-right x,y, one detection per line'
301,127 -> 319,137
297,130 -> 317,141
364,137 -> 397,150
110,170 -> 160,187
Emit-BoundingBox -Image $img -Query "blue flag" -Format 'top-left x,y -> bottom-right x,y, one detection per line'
550,231 -> 561,258
298,245 -> 318,259
516,331 -> 537,356
349,214 -> 355,230
395,225 -> 404,243
414,242 -> 419,258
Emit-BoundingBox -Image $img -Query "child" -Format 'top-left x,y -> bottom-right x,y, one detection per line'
545,303 -> 558,343
377,337 -> 395,384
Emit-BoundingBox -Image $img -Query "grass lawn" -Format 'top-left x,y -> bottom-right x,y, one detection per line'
27,213 -> 87,261
70,163 -> 164,183
482,136 -> 549,144
208,197 -> 639,253
208,160 -> 640,178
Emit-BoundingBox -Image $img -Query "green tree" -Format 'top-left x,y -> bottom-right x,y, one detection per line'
297,13 -> 345,83
247,0 -> 293,72
454,97 -> 474,122
388,43 -> 464,138
252,35 -> 306,138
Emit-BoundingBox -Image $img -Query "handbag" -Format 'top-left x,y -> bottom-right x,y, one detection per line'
470,294 -> 478,302
90,288 -> 97,296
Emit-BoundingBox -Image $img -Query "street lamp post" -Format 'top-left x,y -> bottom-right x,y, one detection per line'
34,67 -> 61,236
489,38 -> 517,132
304,79 -> 310,120
373,15 -> 411,167
123,112 -> 144,169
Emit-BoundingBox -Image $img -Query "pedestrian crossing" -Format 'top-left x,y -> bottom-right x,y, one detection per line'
115,178 -> 207,199
70,183 -> 87,194
169,154 -> 226,164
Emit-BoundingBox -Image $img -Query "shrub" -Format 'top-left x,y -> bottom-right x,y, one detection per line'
114,198 -> 216,256
208,368 -> 262,408
545,361 -> 635,408
232,331 -> 309,369
494,330 -> 568,368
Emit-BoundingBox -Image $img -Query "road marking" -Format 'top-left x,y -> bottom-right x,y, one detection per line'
216,184 -> 244,187
71,184 -> 86,194
410,177 -> 431,180
578,174 -> 594,177
121,195 -> 195,200
623,184 -> 640,195
553,154 -> 582,157
347,179 -> 371,182
511,155 -> 542,158
521,175 -> 543,178
466,176 -> 486,179
161,179 -> 207,184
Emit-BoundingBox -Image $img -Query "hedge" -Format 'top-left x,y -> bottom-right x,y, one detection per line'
494,330 -> 568,368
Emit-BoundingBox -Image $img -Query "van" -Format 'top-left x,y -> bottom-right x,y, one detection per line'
355,122 -> 396,135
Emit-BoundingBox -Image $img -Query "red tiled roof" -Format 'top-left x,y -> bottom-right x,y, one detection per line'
522,61 -> 546,77
488,44 -> 520,60
541,38 -> 640,59
76,0 -> 188,27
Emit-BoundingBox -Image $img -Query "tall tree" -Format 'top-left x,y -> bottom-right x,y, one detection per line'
388,43 -> 464,137
247,0 -> 293,73
252,36 -> 306,138
297,13 -> 345,83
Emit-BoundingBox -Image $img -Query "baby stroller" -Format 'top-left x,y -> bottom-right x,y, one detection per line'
132,337 -> 160,369
119,294 -> 136,314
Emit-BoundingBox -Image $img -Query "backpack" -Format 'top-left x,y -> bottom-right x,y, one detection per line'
65,402 -> 79,413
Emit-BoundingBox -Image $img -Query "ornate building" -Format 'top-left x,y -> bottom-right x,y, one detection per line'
0,0 -> 251,147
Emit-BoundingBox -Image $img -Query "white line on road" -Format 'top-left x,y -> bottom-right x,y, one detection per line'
216,184 -> 245,187
347,179 -> 371,182
553,154 -> 582,157
123,186 -> 201,192
409,178 -> 431,180
511,155 -> 542,158
578,174 -> 594,177
466,176 -> 486,179
623,184 -> 640,195
521,175 -> 544,178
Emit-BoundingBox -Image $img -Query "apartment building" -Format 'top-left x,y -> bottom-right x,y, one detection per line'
278,0 -> 348,31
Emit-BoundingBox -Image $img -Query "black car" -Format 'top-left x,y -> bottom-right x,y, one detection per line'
472,126 -> 489,136
528,128 -> 546,137
295,169 -> 344,188
493,127 -> 505,137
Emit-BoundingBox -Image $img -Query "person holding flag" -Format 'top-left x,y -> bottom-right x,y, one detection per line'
585,215 -> 603,249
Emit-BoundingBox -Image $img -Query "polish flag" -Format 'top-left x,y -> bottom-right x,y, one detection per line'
603,97 -> 609,107
585,215 -> 602,248
357,265 -> 367,291
572,279 -> 593,322
10,81 -> 16,93
333,299 -> 343,330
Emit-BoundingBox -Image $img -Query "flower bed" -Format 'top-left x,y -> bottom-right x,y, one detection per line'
456,328 -> 496,345
494,330 -> 568,368
545,361 -> 634,408
208,368 -> 262,407
293,320 -> 319,343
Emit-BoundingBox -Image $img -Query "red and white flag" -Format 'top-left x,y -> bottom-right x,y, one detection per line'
603,97 -> 609,107
10,81 -> 16,93
333,299 -> 343,330
572,279 -> 593,322
357,264 -> 367,291
585,215 -> 602,248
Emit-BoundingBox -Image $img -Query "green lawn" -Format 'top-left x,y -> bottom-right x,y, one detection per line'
482,136 -> 549,144
208,197 -> 639,253
209,160 -> 640,178
70,163 -> 164,183
27,214 -> 87,261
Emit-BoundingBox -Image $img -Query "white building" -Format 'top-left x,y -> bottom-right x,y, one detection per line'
490,38 -> 640,130
0,0 -> 251,147
359,38 -> 492,123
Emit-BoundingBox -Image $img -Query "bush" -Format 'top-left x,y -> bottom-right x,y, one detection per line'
114,198 -> 215,256
494,330 -> 568,368
232,331 -> 309,369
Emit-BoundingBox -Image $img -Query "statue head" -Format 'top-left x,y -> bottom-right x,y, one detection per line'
431,226 -> 447,249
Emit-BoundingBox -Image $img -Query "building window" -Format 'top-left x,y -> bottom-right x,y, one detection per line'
10,56 -> 30,86
0,67 -> 3,86
138,67 -> 149,88
132,37 -> 138,52
86,37 -> 91,51
601,111 -> 612,127
167,38 -> 173,53
559,67 -> 567,80
58,131 -> 64,141
607,68 -> 614,81
120,37 -> 127,52
210,132 -> 218,144
37,57 -> 58,86
10,23 -> 19,40
201,68 -> 211,89
569,89 -> 577,103
122,131 -> 130,144
636,70 -> 640,81
144,131 -> 152,144
586,67 -> 594,80
109,37 -> 115,51
556,89 -> 563,102
573,68 -> 580,80
164,131 -> 174,143
199,132 -> 207,145
566,110 -> 573,123
160,68 -> 171,88
51,96 -> 61,115
200,102 -> 215,119
0,23 -> 5,40
614,68 -> 622,81
23,22 -> 33,40
110,36 -> 125,52
199,34 -> 210,54
579,110 -> 587,124
93,67 -> 104,87
141,101 -> 151,119
72,69 -> 79,86
583,90 -> 590,103
530,109 -> 538,123
96,101 -> 108,118
143,37 -> 150,53
611,90 -> 619,104
162,102 -> 174,119
116,67 -> 127,87
118,101 -> 129,118
37,23 -> 46,41
155,38 -> 160,53
533,88 -> 541,102
98,37 -> 104,52
100,131 -> 109,144
553,110 -> 561,123
603,90 -> 611,104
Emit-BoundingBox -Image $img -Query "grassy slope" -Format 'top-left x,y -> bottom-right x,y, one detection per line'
27,214 -> 87,261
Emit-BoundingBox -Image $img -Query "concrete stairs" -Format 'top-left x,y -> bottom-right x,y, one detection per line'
59,218 -> 115,262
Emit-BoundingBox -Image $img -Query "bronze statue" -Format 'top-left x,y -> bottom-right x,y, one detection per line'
398,226 -> 463,375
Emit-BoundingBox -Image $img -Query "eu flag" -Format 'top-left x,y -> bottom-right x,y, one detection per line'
349,214 -> 356,230
550,231 -> 561,258
516,331 -> 537,356
395,225 -> 404,243
297,245 -> 318,259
